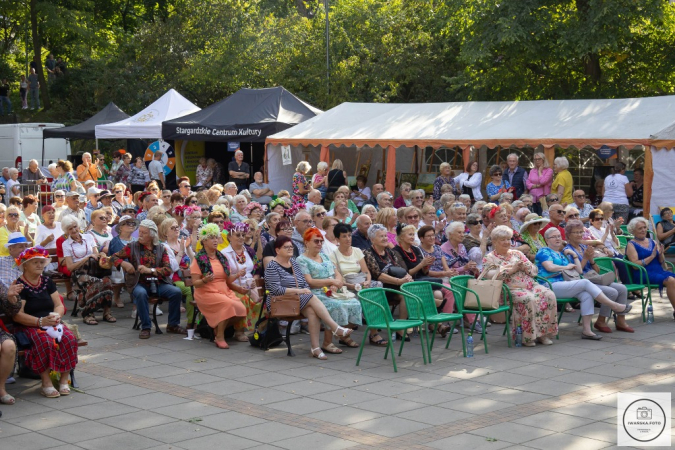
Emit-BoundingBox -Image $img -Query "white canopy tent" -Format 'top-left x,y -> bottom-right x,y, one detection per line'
267,96 -> 675,213
95,89 -> 200,139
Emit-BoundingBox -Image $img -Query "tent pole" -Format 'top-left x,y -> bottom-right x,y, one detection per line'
41,136 -> 45,167
411,146 -> 416,172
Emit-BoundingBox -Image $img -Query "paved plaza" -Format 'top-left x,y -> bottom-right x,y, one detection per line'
1,292 -> 674,450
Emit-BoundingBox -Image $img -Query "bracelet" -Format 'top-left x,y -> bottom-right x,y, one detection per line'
38,316 -> 42,327
642,259 -> 645,266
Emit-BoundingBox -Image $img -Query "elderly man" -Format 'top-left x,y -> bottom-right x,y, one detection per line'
84,187 -> 101,223
110,220 -> 185,339
306,189 -> 322,209
23,159 -> 47,185
148,151 -> 166,189
541,193 -> 560,219
249,172 -> 274,204
76,152 -> 101,183
136,192 -> 159,221
365,184 -> 384,209
505,153 -> 528,199
291,210 -> 313,254
0,167 -> 8,184
228,149 -> 250,192
0,232 -> 29,288
541,204 -> 566,240
572,189 -> 592,224
352,215 -> 372,250
376,191 -> 394,210
58,191 -> 86,230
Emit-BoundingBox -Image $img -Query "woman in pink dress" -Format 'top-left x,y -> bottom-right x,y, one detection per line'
526,152 -> 554,215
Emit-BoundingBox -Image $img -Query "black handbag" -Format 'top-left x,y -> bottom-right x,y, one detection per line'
249,301 -> 284,350
13,330 -> 32,350
386,265 -> 408,278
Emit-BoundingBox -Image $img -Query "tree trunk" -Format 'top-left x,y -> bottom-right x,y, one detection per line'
576,0 -> 601,85
29,0 -> 50,110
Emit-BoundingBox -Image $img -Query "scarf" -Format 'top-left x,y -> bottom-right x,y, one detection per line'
195,247 -> 231,277
521,230 -> 546,254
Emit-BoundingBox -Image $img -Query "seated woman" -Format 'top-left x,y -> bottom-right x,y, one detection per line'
520,214 -> 549,261
261,212 -> 281,248
243,202 -> 264,225
656,208 -> 675,249
321,217 -> 340,254
35,205 -> 63,271
394,182 -> 413,209
374,207 -> 398,249
265,235 -> 354,360
361,204 -> 377,221
87,210 -> 113,254
190,224 -> 248,348
0,286 -> 18,405
222,222 -> 262,332
565,219 -> 631,333
330,185 -> 359,216
298,228 -> 363,353
536,227 -> 632,340
4,247 -> 77,398
62,215 -> 115,326
0,205 -> 32,257
626,217 -> 675,319
329,198 -> 356,227
262,219 -> 298,267
268,198 -> 287,218
108,215 -> 139,308
484,226 -> 558,346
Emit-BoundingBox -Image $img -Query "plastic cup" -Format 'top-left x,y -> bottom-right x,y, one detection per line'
184,329 -> 195,340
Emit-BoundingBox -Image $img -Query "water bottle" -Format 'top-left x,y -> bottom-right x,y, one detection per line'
647,305 -> 654,324
391,332 -> 397,343
466,333 -> 474,357
515,324 -> 523,347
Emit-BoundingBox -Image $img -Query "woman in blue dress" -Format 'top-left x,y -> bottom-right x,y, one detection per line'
626,217 -> 675,319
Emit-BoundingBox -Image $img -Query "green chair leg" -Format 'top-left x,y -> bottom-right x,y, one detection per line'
429,323 -> 437,351
355,328 -> 369,367
505,312 -> 512,348
421,326 -> 430,365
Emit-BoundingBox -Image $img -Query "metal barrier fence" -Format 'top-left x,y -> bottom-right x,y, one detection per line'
12,180 -> 115,214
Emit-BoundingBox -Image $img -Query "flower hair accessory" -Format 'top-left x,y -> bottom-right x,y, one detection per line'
269,198 -> 286,210
285,202 -> 306,220
198,223 -> 221,241
232,222 -> 250,234
183,205 -> 201,217
172,205 -> 186,216
211,204 -> 230,216
15,246 -> 50,267
243,202 -> 262,216
488,206 -> 500,219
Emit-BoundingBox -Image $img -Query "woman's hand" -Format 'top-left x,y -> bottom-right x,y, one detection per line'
565,263 -> 577,270
42,313 -> 60,326
399,274 -> 413,285
43,234 -> 55,245
202,272 -> 215,284
7,283 -> 23,301
465,261 -> 477,271
446,268 -> 458,277
299,288 -> 312,295
121,261 -> 135,273
237,268 -> 247,278
422,255 -> 435,267
583,246 -> 595,260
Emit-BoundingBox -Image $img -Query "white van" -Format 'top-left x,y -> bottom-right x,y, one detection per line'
0,123 -> 70,179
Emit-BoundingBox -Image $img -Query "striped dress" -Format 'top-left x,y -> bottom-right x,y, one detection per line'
265,258 -> 312,311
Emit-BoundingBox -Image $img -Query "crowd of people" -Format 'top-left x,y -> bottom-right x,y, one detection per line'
0,151 -> 670,407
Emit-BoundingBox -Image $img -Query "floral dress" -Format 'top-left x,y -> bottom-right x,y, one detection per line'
116,163 -> 131,184
297,254 -> 362,326
196,164 -> 212,187
53,172 -> 76,192
483,249 -> 558,344
486,180 -> 511,204
292,172 -> 310,205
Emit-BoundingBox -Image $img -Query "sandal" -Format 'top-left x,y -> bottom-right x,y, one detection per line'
369,335 -> 388,346
565,304 -> 574,312
114,301 -> 125,308
102,313 -> 117,323
214,339 -> 229,349
0,394 -> 15,405
311,347 -> 327,360
59,384 -> 71,396
321,343 -> 343,354
234,332 -> 249,342
338,337 -> 359,348
332,326 -> 353,338
41,386 -> 60,398
83,315 -> 98,325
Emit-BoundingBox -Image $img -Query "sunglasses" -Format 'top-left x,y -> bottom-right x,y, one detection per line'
232,233 -> 245,238
567,214 -> 580,218
594,217 -> 604,221
170,226 -> 179,231
54,195 -> 64,198
469,220 -> 483,225
493,173 -> 502,176
97,216 -> 107,220
115,190 -> 123,194
406,215 -> 419,220
8,213 -> 18,218
190,200 -> 198,204
315,212 -> 326,217
312,239 -> 324,245
549,198 -> 559,202
553,210 -> 564,214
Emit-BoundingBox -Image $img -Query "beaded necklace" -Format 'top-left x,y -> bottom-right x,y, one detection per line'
70,236 -> 89,260
399,245 -> 418,263
233,246 -> 247,265
20,274 -> 48,294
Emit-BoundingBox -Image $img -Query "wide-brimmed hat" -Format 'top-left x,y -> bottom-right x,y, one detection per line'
87,187 -> 101,196
115,215 -> 140,233
99,189 -> 114,199
15,246 -> 50,267
520,214 -> 550,234
65,191 -> 79,198
4,232 -> 29,248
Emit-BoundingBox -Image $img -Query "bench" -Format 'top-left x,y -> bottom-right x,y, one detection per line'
0,312 -> 86,388
46,248 -> 74,315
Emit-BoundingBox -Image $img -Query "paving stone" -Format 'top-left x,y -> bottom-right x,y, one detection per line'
64,400 -> 141,420
196,411 -> 268,432
268,396 -> 340,415
311,405 -> 385,426
176,432 -> 260,450
525,432 -> 609,450
395,405 -> 475,426
350,396 -> 428,414
309,388 -> 383,406
103,410 -> 179,431
151,400 -> 227,420
6,410 -> 87,431
0,421 -> 32,438
274,431 -> 359,450
513,411 -> 595,432
77,431 -> 163,450
427,431 -> 514,450
116,392 -> 191,409
469,421 -> 556,444
565,421 -> 617,443
39,420 -> 120,443
228,421 -> 313,442
0,432 -> 69,450
553,402 -> 618,420
349,415 -> 432,437
137,420 -> 219,444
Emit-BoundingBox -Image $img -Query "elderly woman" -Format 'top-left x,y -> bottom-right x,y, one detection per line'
4,168 -> 20,201
261,212 -> 281,248
243,202 -> 264,223
588,208 -> 621,258
269,198 -> 287,218
129,157 -> 150,193
62,215 -> 115,325
310,205 -> 328,230
108,215 -> 139,308
484,226 -> 558,346
394,182 -> 413,208
536,227 -> 631,340
266,234 -> 353,360
551,156 -> 574,205
329,187 -> 360,216
115,153 -> 133,185
292,161 -> 312,205
447,202 -> 468,224
433,162 -> 455,200
195,157 -> 212,188
229,194 -> 248,224
0,205 -> 32,256
222,222 -> 262,333
457,160 -> 482,202
331,200 -> 355,227
87,209 -> 113,252
626,217 -> 675,318
375,207 -> 398,248
350,175 -> 370,208
190,224 -> 247,348
486,165 -> 511,204
565,219 -> 631,333
221,182 -> 236,197
512,207 -> 530,230
520,213 -> 549,261
262,219 -> 298,267
3,248 -> 77,398
363,224 -> 413,337
298,227 -> 363,353
526,152 -> 553,214
394,224 -> 444,294
111,183 -> 131,214
362,204 -> 377,221
312,161 -> 329,200
35,205 -> 62,253
410,190 -> 426,210
463,213 -> 485,264
656,208 -> 675,248
487,206 -> 530,254
20,195 -> 40,235
321,217 -> 340,254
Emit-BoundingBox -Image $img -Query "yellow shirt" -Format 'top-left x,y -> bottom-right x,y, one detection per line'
552,169 -> 574,205
0,226 -> 34,257
195,230 -> 229,253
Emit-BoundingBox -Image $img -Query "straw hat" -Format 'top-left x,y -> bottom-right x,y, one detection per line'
15,246 -> 50,267
520,214 -> 550,234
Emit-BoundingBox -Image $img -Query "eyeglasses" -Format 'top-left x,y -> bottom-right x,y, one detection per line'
549,197 -> 559,202
8,213 -> 18,218
315,212 -> 326,217
574,194 -> 585,198
280,227 -> 293,232
281,245 -> 294,251
115,190 -> 123,194
406,215 -> 419,220
97,216 -> 107,220
468,220 -> 483,225
493,173 -> 502,176
170,226 -> 179,231
54,195 -> 64,198
593,217 -> 604,221
190,200 -> 198,204
312,239 -> 324,245
533,157 -> 543,161
553,210 -> 564,214
232,233 -> 245,238
567,214 -> 580,218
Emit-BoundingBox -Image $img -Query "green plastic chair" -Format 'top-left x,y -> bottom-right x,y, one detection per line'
595,257 -> 647,305
401,281 -> 466,359
357,288 -> 427,372
616,235 -> 631,249
449,275 -> 512,353
620,225 -> 629,235
535,276 -> 579,339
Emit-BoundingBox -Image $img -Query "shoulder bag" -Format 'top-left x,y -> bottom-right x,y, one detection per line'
464,265 -> 503,310
269,263 -> 302,317
333,250 -> 367,286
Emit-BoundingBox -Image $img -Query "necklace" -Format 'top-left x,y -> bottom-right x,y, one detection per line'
233,246 -> 247,264
399,245 -> 417,263
373,247 -> 392,265
70,237 -> 89,260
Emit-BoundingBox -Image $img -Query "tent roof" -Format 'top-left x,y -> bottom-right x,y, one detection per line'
267,96 -> 675,149
162,86 -> 322,142
95,89 -> 200,139
43,102 -> 129,139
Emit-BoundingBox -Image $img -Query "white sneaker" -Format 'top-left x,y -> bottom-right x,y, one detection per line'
6,376 -> 15,384
131,309 -> 137,319
155,307 -> 163,316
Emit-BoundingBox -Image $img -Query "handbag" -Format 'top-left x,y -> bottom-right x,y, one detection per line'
584,269 -> 615,286
333,249 -> 368,286
249,300 -> 284,350
464,265 -> 503,310
268,264 -> 302,317
386,265 -> 408,278
561,269 -> 581,281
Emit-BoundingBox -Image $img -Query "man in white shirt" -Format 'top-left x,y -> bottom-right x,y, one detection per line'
306,189 -> 322,209
58,191 -> 87,230
148,151 -> 165,189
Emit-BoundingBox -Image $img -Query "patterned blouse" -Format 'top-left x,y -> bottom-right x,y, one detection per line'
363,246 -> 407,281
196,164 -> 212,187
433,175 -> 455,200
110,242 -> 172,282
486,180 -> 511,203
53,172 -> 76,192
116,163 -> 132,184
292,172 -> 310,205
439,241 -> 473,274
483,249 -> 537,290
128,166 -> 149,186
419,244 -> 447,272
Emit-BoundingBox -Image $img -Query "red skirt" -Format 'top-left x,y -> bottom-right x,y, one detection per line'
21,326 -> 78,374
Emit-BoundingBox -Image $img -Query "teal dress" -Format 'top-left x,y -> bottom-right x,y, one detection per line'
297,254 -> 362,326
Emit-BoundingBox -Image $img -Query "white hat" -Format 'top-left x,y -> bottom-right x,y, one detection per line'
87,187 -> 101,196
520,214 -> 550,234
4,232 -> 29,248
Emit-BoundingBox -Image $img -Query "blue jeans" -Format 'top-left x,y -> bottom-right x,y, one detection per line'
29,89 -> 39,109
132,282 -> 182,330
0,96 -> 11,115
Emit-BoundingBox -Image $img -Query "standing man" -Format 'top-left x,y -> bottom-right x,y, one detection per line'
76,152 -> 101,183
45,54 -> 56,83
228,149 -> 250,192
148,151 -> 166,189
0,79 -> 11,116
505,153 -> 528,199
27,68 -> 39,110
572,189 -> 593,224
23,159 -> 47,185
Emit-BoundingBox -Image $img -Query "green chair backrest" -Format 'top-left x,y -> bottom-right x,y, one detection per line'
401,281 -> 438,319
620,225 -> 629,234
594,257 -> 617,281
449,275 -> 474,312
358,288 -> 395,325
617,235 -> 629,249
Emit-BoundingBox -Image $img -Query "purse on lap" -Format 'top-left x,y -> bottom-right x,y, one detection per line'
269,265 -> 302,317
